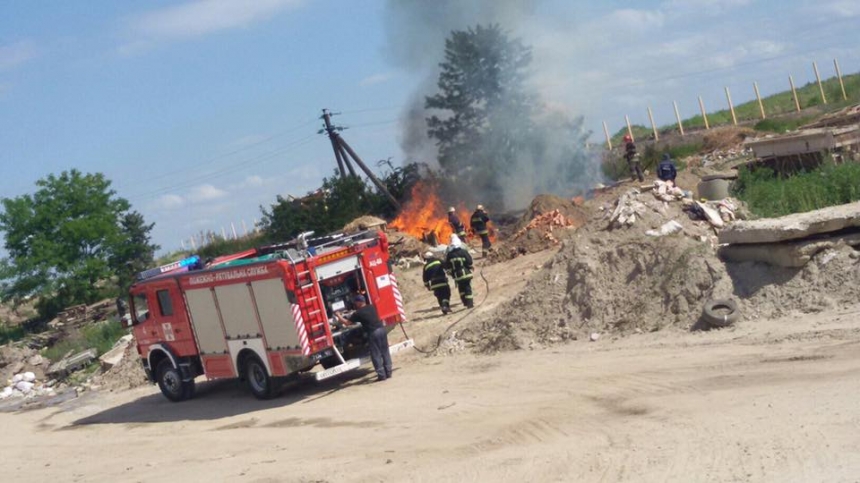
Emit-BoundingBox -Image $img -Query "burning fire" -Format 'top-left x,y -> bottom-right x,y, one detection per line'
390,181 -> 469,246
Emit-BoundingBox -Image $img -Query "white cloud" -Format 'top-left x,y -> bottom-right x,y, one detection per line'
0,40 -> 38,71
819,0 -> 860,17
187,184 -> 228,202
152,194 -> 186,210
606,9 -> 666,31
360,72 -> 394,87
121,0 -> 304,52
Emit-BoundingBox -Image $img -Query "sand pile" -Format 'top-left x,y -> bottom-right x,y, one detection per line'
90,343 -> 148,392
463,188 -> 860,353
342,216 -> 387,233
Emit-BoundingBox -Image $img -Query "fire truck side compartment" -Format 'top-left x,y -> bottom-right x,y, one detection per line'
250,279 -> 303,351
184,288 -> 228,356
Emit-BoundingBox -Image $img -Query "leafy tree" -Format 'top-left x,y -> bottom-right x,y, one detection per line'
425,24 -> 595,208
110,211 -> 160,293
0,170 -> 157,319
425,24 -> 534,205
261,171 -> 381,242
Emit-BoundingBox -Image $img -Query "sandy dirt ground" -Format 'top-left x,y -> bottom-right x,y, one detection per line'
3,250 -> 860,483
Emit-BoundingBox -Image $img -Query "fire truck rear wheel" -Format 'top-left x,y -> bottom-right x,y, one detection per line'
156,359 -> 193,402
244,356 -> 274,400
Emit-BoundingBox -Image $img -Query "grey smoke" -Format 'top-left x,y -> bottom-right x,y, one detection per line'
384,0 -> 603,210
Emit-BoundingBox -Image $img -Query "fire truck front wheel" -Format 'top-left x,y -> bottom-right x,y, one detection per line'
156,359 -> 195,402
242,355 -> 274,400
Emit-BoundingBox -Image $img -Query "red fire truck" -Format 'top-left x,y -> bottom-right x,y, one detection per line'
125,230 -> 412,402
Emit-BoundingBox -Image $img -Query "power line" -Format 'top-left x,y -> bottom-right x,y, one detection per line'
116,116 -> 320,190
126,133 -> 320,202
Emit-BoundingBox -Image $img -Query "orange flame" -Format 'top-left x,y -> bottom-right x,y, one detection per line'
390,181 -> 469,246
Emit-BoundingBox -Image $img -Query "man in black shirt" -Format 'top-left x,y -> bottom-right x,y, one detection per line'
334,294 -> 392,381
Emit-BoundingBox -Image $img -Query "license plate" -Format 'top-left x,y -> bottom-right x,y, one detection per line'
314,359 -> 361,381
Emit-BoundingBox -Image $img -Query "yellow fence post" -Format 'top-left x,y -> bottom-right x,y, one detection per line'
698,96 -> 710,130
673,101 -> 685,135
813,61 -> 827,105
725,87 -> 738,125
754,81 -> 766,119
834,58 -> 848,101
647,107 -> 659,141
625,115 -> 634,142
789,75 -> 801,112
603,121 -> 612,150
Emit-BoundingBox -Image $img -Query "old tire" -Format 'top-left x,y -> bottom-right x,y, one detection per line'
156,359 -> 193,402
244,356 -> 274,400
702,299 -> 741,328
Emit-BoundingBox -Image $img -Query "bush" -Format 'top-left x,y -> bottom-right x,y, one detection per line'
41,320 -> 128,362
0,322 -> 25,345
733,161 -> 860,218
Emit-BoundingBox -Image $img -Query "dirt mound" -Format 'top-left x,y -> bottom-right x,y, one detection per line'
463,187 -> 860,353
701,126 -> 755,152
342,216 -> 387,233
386,229 -> 431,260
489,195 -> 587,261
91,343 -> 148,392
516,194 -> 587,231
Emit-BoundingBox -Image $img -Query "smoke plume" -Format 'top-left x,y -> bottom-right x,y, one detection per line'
384,0 -> 603,210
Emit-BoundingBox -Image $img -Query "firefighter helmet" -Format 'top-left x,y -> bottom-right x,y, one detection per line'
623,134 -> 632,143
476,204 -> 484,211
448,206 -> 456,213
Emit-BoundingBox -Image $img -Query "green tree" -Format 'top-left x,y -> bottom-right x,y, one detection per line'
260,172 -> 382,242
425,24 -> 534,205
0,170 -> 157,318
110,211 -> 160,293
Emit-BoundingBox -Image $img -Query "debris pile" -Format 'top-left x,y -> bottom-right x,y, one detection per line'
462,186 -> 860,353
490,194 -> 586,260
1,371 -> 56,400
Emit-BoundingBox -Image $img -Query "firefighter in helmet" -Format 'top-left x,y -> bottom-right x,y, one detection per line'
447,207 -> 467,240
623,134 -> 644,182
445,235 -> 474,308
470,204 -> 492,257
422,250 -> 451,314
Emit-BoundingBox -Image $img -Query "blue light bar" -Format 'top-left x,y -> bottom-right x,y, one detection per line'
136,255 -> 201,281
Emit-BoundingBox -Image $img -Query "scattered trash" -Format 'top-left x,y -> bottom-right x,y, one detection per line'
589,332 -> 600,342
646,220 -> 684,237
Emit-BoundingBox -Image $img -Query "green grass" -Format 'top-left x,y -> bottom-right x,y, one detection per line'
41,320 -> 128,363
610,72 -> 860,138
0,322 -> 26,345
733,161 -> 860,218
753,116 -> 814,133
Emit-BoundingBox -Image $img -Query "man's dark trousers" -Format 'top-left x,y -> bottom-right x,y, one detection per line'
369,327 -> 393,379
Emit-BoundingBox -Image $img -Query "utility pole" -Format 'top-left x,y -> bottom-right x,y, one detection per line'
321,109 -> 354,177
320,109 -> 400,209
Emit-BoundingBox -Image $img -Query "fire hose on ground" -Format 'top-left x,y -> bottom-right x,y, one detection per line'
398,265 -> 490,355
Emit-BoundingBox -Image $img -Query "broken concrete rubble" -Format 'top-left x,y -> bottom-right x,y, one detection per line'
718,201 -> 860,245
719,232 -> 860,268
98,335 -> 134,370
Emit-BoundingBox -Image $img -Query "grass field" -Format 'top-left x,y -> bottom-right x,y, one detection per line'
612,72 -> 859,142
733,161 -> 860,218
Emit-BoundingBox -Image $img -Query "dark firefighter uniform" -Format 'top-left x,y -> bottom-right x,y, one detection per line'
470,207 -> 492,256
447,211 -> 467,240
445,243 -> 474,308
422,254 -> 451,314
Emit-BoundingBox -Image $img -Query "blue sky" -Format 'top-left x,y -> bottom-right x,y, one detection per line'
1,0 -> 858,254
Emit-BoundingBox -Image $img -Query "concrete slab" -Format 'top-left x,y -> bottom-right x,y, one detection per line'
719,232 -> 860,267
718,201 -> 860,245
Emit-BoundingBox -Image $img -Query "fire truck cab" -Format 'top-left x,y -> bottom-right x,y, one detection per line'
126,230 -> 412,401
